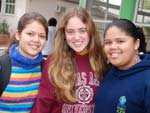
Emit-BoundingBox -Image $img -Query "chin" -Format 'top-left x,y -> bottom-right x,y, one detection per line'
110,61 -> 120,66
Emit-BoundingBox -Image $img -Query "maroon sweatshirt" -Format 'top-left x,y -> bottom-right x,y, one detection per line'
31,54 -> 99,113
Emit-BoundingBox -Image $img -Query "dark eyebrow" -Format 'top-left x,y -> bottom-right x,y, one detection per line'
79,27 -> 87,29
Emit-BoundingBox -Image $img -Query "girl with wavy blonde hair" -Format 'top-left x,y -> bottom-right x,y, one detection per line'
31,7 -> 108,113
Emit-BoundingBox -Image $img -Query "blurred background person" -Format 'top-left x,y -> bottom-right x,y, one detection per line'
42,17 -> 57,58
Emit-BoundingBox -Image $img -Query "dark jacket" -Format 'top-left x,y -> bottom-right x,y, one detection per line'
94,54 -> 150,113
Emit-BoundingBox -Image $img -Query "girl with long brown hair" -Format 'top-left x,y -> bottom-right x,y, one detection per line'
31,7 -> 108,113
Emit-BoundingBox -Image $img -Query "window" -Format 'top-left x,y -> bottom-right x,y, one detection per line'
136,0 -> 150,24
5,0 -> 15,14
0,0 -> 15,15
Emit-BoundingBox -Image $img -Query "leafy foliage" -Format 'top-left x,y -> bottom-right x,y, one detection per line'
0,20 -> 9,35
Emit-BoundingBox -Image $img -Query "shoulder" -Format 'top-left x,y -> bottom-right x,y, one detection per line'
0,54 -> 11,72
0,54 -> 9,60
0,54 -> 10,66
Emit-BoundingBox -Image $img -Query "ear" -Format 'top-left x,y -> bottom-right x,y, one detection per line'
15,31 -> 20,41
135,38 -> 140,50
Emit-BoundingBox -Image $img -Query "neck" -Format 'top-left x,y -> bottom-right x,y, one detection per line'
76,49 -> 89,55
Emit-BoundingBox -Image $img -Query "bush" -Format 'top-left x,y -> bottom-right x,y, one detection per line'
0,20 -> 9,35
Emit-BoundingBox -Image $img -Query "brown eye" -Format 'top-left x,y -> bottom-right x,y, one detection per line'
104,41 -> 111,45
39,35 -> 46,39
117,40 -> 124,44
27,32 -> 33,36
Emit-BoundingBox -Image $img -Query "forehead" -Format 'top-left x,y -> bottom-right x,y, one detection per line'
106,27 -> 126,37
105,26 -> 133,40
106,26 -> 125,33
66,16 -> 86,29
24,21 -> 44,29
25,21 -> 42,27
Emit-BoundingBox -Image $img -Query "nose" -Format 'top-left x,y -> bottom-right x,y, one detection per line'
110,42 -> 117,49
74,32 -> 80,40
33,34 -> 40,42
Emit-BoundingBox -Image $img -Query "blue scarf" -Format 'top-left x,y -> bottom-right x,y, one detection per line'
9,44 -> 43,69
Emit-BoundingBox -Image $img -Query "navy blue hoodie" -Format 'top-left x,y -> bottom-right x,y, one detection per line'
94,54 -> 150,113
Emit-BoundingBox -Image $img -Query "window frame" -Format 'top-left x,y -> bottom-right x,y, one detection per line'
0,0 -> 16,15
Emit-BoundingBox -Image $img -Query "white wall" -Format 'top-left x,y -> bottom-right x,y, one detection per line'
0,0 -> 78,33
26,0 -> 78,21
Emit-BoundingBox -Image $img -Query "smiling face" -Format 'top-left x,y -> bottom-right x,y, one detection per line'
16,21 -> 47,58
104,26 -> 140,70
65,16 -> 90,53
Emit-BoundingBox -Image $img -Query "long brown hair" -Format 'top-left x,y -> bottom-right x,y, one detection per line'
48,7 -> 108,103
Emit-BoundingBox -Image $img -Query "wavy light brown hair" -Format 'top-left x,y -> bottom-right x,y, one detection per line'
48,7 -> 108,103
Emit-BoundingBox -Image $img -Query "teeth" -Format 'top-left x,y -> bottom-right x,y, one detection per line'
111,53 -> 119,58
74,42 -> 82,46
31,45 -> 39,49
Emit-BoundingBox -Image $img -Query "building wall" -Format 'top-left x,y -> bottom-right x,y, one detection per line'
0,0 -> 27,32
26,0 -> 78,20
0,0 -> 78,33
